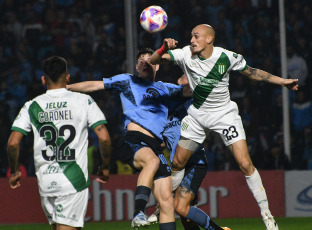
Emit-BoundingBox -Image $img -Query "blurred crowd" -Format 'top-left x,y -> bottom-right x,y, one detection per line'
0,0 -> 312,177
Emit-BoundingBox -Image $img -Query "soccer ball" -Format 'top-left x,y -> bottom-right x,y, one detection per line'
222,227 -> 231,230
140,5 -> 168,33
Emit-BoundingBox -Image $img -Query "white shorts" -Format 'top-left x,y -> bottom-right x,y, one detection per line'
181,101 -> 246,146
40,188 -> 88,227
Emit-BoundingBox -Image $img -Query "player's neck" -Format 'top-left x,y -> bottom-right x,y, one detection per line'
138,74 -> 155,82
47,83 -> 67,90
199,46 -> 213,60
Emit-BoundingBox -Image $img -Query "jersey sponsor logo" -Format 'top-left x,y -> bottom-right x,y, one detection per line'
70,214 -> 78,221
43,165 -> 67,174
48,181 -> 61,190
143,88 -> 160,100
233,53 -> 238,58
198,78 -> 219,86
164,120 -> 181,130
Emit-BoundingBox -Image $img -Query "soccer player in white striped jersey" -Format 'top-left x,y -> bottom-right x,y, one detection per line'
7,56 -> 112,230
150,24 -> 299,230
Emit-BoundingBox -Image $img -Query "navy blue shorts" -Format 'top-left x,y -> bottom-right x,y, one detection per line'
180,163 -> 207,202
119,131 -> 171,180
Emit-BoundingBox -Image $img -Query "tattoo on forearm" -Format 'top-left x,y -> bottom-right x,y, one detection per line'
99,143 -> 111,169
248,66 -> 257,76
248,66 -> 272,81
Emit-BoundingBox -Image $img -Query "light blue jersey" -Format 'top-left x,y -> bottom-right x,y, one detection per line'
163,98 -> 207,165
103,74 -> 183,141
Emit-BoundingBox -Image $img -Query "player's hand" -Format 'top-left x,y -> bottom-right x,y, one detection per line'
163,38 -> 178,50
96,166 -> 110,184
9,171 -> 22,189
283,79 -> 299,91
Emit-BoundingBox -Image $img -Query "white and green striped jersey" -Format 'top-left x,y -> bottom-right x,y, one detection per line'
168,46 -> 247,110
11,88 -> 107,197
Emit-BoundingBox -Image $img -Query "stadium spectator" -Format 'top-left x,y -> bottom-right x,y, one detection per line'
0,0 -> 311,174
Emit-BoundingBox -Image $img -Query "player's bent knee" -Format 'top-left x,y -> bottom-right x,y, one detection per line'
174,201 -> 188,217
159,195 -> 174,211
172,157 -> 183,170
239,161 -> 254,175
147,156 -> 160,170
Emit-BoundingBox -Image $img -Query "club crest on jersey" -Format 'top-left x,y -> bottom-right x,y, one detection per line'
218,64 -> 226,74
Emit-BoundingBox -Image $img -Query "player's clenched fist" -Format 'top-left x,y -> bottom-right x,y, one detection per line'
163,38 -> 178,50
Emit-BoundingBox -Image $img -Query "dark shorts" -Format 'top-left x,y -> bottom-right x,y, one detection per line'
119,131 -> 171,180
180,162 -> 208,203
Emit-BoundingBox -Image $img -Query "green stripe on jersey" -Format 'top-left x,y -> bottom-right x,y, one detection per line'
193,52 -> 231,109
28,101 -> 89,192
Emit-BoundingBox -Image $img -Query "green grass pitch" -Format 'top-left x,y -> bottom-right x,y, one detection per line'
1,217 -> 312,230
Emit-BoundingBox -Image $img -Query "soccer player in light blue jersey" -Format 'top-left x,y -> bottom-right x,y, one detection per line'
68,48 -> 190,230
148,75 -> 225,230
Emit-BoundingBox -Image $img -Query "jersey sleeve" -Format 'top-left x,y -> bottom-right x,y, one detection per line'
167,46 -> 189,67
11,103 -> 32,135
86,95 -> 107,129
164,83 -> 184,98
231,53 -> 247,71
103,74 -> 130,93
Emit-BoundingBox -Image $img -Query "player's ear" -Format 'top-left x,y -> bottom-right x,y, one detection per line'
66,74 -> 70,84
135,64 -> 139,73
206,35 -> 213,44
41,76 -> 46,86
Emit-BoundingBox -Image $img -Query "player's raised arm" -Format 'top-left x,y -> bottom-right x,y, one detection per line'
150,38 -> 178,64
67,80 -> 104,93
240,66 -> 299,91
93,124 -> 112,184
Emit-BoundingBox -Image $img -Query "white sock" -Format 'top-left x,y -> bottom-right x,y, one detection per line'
171,169 -> 185,191
245,168 -> 270,217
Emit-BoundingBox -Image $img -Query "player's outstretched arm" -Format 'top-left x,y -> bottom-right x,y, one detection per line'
93,124 -> 112,184
7,131 -> 24,189
67,81 -> 104,93
150,38 -> 178,64
240,66 -> 299,91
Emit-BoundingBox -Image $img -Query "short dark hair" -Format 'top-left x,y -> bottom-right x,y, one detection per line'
42,56 -> 68,82
136,48 -> 155,60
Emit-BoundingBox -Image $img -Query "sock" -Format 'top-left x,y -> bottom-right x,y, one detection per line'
159,222 -> 176,230
208,219 -> 224,230
245,168 -> 269,216
186,206 -> 210,229
133,186 -> 151,217
171,169 -> 185,191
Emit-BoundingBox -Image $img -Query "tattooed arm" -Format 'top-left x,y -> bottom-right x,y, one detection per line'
93,124 -> 112,183
240,66 -> 299,91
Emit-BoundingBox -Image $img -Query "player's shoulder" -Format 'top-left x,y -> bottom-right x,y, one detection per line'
214,46 -> 241,59
157,81 -> 182,89
110,73 -> 132,80
67,90 -> 96,104
171,45 -> 191,54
